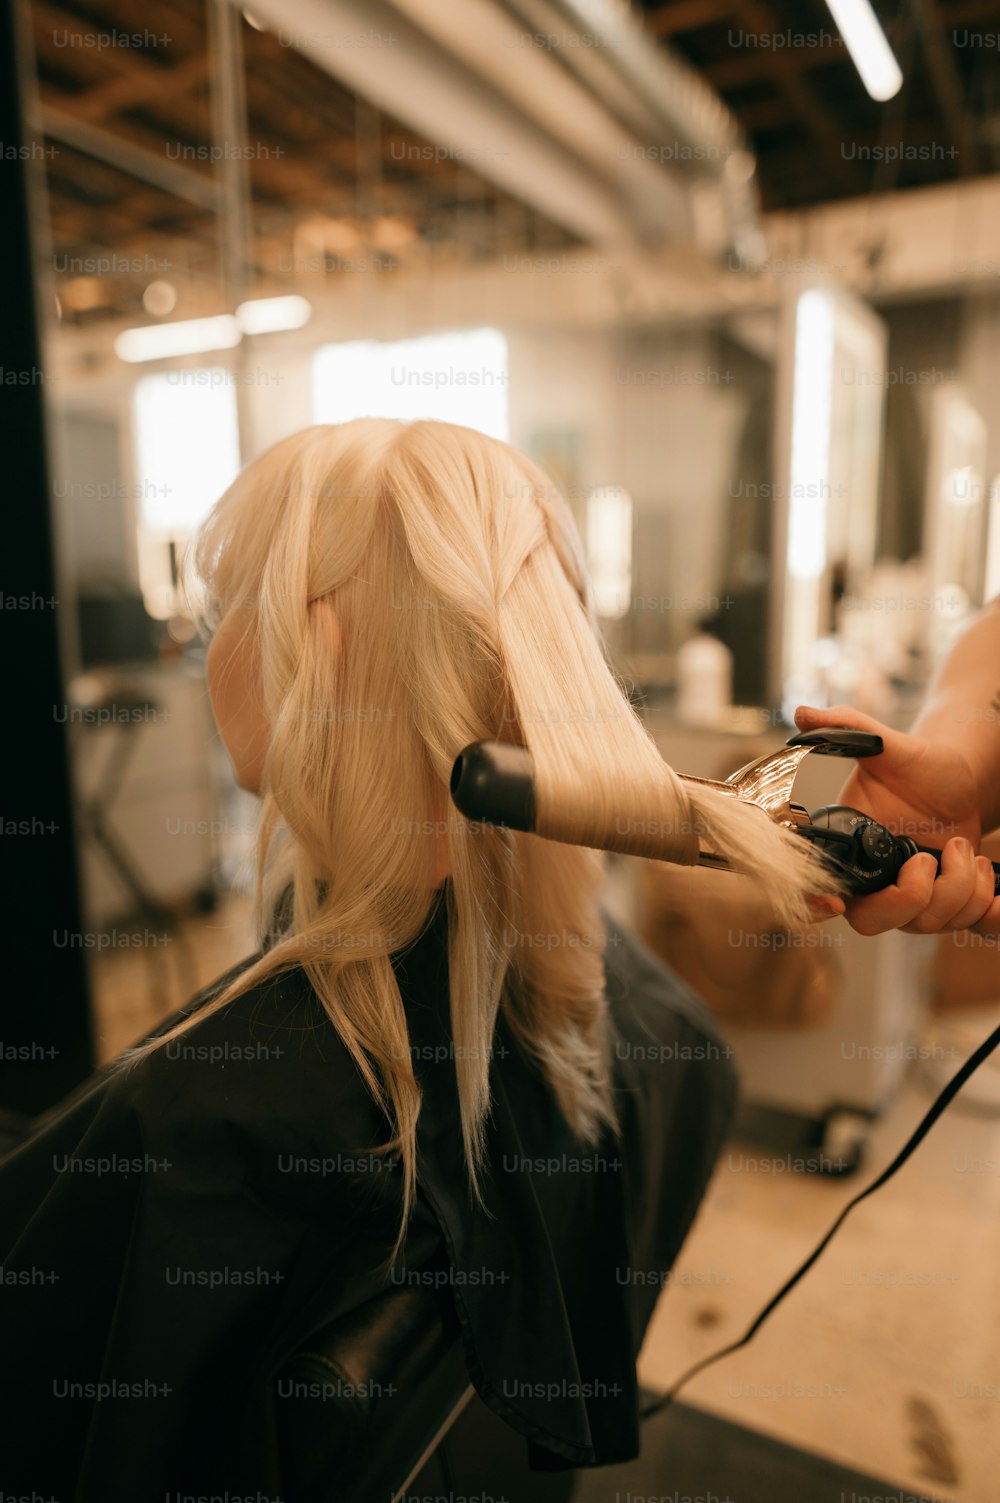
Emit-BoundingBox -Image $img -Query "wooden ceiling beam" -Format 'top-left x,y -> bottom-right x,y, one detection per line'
42,0 -> 208,59
42,104 -> 220,207
49,190 -> 209,244
72,54 -> 209,124
741,110 -> 980,152
644,0 -> 735,36
732,0 -> 866,192
31,0 -> 177,86
35,38 -> 368,197
44,141 -> 497,237
701,48 -> 839,91
44,59 -> 505,226
738,96 -> 796,131
940,0 -> 1000,21
700,22 -> 907,89
909,0 -> 983,174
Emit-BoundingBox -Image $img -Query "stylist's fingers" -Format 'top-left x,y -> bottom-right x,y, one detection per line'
843,853 -> 939,935
794,703 -> 925,779
806,894 -> 846,921
900,838 -> 982,933
947,856 -> 999,932
971,891 -> 1000,935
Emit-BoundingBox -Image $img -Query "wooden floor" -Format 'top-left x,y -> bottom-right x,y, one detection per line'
89,891 -> 257,1064
89,902 -> 1000,1502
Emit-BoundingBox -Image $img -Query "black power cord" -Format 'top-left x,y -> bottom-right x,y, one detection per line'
642,1016 -> 1000,1420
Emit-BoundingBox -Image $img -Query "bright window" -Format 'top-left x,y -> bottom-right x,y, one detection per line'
133,370 -> 241,536
312,327 -> 509,440
132,369 -> 241,617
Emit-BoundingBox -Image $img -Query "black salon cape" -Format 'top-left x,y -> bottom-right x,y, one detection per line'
0,894 -> 736,1499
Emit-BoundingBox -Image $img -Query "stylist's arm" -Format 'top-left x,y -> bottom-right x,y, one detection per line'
796,597 -> 1000,936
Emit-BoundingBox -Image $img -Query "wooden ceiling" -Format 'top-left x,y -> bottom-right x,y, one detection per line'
28,0 -> 1000,326
32,0 -> 577,326
640,0 -> 1000,206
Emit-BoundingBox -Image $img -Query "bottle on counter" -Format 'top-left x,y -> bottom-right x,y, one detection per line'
675,630 -> 734,728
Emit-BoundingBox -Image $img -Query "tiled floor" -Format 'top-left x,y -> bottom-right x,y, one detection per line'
89,900 -> 1000,1502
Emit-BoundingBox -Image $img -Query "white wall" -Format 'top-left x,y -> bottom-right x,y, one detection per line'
507,324 -> 760,647
49,313 -> 767,664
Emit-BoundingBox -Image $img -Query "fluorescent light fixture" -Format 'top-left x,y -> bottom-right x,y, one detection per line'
235,295 -> 312,334
825,0 -> 903,101
787,288 -> 836,581
115,315 -> 241,364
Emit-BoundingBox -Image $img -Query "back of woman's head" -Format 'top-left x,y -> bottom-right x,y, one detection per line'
141,417 -> 830,1245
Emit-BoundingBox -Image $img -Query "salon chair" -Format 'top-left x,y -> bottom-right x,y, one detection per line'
276,1279 -> 577,1503
276,1280 -> 473,1503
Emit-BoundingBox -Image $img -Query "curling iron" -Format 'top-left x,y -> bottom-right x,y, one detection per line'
450,726 -> 1000,897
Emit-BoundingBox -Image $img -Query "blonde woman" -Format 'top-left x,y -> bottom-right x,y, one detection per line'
1,419 -> 831,1498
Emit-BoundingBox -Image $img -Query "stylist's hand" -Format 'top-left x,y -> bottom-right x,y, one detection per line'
795,703 -> 1000,936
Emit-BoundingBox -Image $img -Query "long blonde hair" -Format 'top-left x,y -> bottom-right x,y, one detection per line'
126,418 -> 833,1246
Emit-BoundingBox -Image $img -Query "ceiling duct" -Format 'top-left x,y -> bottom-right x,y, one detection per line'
500,0 -> 764,263
226,0 -> 761,262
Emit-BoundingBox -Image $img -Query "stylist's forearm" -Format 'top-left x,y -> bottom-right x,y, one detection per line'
910,596 -> 1000,834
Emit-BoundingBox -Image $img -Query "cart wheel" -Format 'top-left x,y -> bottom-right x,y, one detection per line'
817,1108 -> 870,1175
192,883 -> 218,914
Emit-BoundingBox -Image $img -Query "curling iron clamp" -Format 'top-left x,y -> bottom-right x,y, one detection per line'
450,726 -> 1000,897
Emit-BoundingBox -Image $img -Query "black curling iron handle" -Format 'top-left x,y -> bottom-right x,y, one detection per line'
803,806 -> 1000,897
905,838 -> 1000,897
